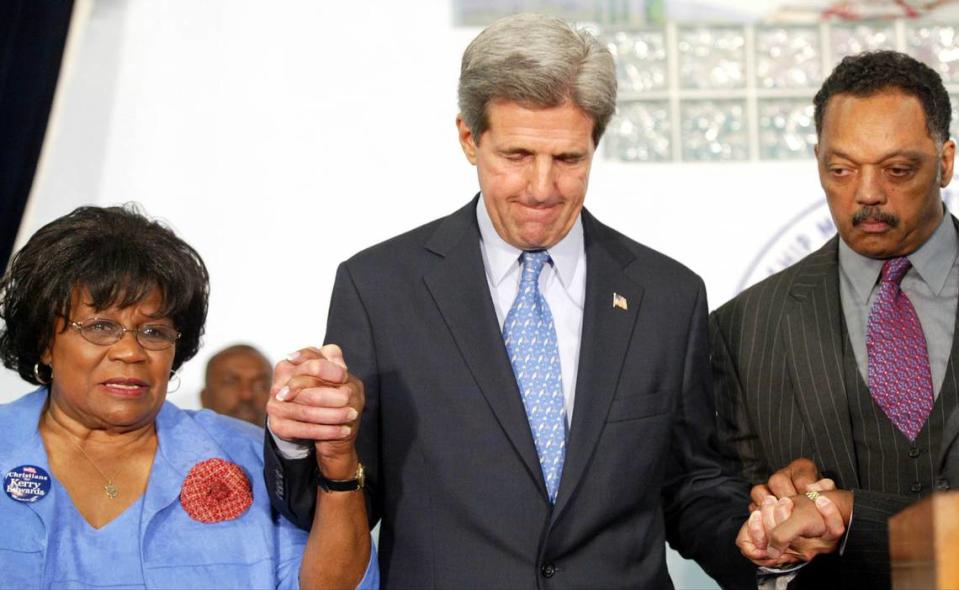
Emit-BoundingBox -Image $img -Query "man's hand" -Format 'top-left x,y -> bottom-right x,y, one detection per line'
737,496 -> 804,568
737,488 -> 851,567
749,458 -> 836,511
266,344 -> 365,480
764,491 -> 848,561
737,458 -> 852,568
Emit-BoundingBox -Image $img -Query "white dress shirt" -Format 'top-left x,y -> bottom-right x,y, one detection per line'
272,198 -> 588,457
475,197 -> 586,424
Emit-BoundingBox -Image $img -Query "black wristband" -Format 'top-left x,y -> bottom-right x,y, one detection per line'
316,462 -> 365,492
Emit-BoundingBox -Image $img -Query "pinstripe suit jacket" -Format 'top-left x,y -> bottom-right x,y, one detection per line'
941,405 -> 959,486
710,233 -> 959,587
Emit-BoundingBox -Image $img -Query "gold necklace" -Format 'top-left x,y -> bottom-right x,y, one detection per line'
71,441 -> 120,499
44,413 -> 120,499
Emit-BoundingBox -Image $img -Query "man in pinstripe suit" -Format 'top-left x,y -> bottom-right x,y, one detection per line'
712,50 -> 959,588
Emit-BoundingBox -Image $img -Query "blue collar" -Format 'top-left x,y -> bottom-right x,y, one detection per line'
0,388 -> 239,533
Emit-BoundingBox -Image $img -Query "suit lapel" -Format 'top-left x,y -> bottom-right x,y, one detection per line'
937,216 -> 959,472
422,198 -> 546,497
940,402 -> 959,474
552,211 -> 642,520
782,237 -> 860,487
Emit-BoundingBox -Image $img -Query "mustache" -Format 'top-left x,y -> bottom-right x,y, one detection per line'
852,207 -> 899,228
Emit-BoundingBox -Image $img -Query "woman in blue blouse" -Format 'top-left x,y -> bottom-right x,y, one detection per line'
0,206 -> 377,589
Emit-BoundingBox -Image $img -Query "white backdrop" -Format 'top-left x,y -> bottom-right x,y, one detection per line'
2,1 -> 934,587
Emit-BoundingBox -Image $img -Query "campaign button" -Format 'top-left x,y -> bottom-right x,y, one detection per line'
4,465 -> 52,503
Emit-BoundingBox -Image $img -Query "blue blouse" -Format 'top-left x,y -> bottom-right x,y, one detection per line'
44,480 -> 146,589
0,388 -> 378,590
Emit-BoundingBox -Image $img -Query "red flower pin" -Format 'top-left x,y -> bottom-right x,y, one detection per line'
180,458 -> 253,523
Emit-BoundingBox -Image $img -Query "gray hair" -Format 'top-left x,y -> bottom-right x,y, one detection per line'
458,13 -> 617,146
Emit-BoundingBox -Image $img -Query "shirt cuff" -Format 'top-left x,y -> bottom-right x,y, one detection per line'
837,502 -> 854,556
757,568 -> 800,590
267,418 -> 312,460
758,562 -> 806,575
355,539 -> 380,590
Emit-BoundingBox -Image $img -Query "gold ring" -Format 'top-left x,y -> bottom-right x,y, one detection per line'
805,490 -> 821,502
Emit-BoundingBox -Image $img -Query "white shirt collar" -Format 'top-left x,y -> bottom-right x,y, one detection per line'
475,196 -> 584,291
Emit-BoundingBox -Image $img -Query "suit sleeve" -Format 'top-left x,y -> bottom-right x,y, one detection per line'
709,310 -> 772,484
839,490 -> 911,577
264,262 -> 382,531
782,489 -> 912,587
264,429 -> 320,530
661,281 -> 756,589
325,262 -> 383,530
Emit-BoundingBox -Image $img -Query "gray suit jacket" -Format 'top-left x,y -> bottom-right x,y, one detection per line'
711,233 -> 959,588
265,198 -> 754,589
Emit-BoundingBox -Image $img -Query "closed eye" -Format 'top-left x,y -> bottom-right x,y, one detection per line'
501,149 -> 531,161
829,167 -> 852,177
886,166 -> 915,178
88,319 -> 118,332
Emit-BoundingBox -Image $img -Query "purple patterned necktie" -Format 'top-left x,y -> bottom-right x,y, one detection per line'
866,257 -> 934,441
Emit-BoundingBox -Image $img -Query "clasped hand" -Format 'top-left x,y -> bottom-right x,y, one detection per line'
737,458 -> 852,568
265,344 -> 365,480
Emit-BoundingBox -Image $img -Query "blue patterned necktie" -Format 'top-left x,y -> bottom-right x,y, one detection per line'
503,250 -> 567,503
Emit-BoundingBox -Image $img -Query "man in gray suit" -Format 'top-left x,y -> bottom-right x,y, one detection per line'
264,13 -> 755,590
712,50 -> 958,588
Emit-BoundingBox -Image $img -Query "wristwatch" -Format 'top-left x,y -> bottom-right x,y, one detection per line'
317,462 -> 365,492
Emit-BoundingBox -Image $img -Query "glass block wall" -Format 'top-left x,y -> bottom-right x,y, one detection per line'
604,21 -> 959,162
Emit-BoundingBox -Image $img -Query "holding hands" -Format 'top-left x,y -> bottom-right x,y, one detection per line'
266,344 -> 365,481
737,458 -> 854,568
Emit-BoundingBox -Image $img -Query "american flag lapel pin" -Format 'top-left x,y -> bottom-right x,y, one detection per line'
612,292 -> 628,311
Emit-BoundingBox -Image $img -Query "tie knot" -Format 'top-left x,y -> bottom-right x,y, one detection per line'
880,257 -> 912,285
520,250 -> 550,283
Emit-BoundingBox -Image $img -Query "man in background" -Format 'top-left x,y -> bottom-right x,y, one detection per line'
201,344 -> 272,426
713,50 -> 959,588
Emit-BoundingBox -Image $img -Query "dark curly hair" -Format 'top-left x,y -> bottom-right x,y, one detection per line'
0,205 -> 209,384
814,50 -> 951,144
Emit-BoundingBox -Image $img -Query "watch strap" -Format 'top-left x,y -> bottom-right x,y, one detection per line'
316,462 -> 364,492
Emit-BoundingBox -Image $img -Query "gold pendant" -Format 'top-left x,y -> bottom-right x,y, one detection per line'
104,483 -> 119,499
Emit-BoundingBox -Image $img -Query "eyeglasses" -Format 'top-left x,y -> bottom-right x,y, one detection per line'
69,318 -> 181,351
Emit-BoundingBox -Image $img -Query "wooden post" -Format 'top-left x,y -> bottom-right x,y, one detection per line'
889,491 -> 959,589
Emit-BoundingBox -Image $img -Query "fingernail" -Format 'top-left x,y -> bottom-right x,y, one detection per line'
767,547 -> 781,558
778,497 -> 790,506
815,495 -> 831,508
750,510 -> 761,522
275,386 -> 289,401
346,408 -> 358,421
763,496 -> 777,506
341,425 -> 351,436
286,351 -> 301,362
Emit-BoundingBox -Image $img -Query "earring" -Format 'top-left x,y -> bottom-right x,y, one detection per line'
167,370 -> 181,394
33,363 -> 50,385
